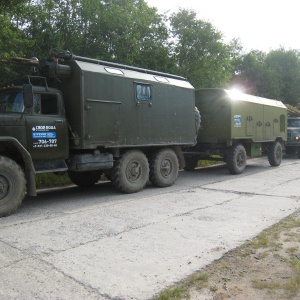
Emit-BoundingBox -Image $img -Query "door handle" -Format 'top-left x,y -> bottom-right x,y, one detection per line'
55,119 -> 63,123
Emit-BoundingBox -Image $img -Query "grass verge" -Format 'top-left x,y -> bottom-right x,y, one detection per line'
35,173 -> 71,189
153,211 -> 300,300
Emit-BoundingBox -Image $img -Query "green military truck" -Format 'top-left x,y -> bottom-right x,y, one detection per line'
285,104 -> 300,158
0,51 -> 197,217
184,88 -> 287,174
286,117 -> 300,158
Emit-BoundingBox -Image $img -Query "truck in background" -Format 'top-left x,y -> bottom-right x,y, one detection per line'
286,117 -> 300,158
0,51 -> 198,217
184,88 -> 287,174
285,104 -> 300,158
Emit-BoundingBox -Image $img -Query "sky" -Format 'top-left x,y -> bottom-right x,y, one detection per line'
146,0 -> 299,53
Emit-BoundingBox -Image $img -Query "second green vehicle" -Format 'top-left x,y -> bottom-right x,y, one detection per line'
184,88 -> 287,174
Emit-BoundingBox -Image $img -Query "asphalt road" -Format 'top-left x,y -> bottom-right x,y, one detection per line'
1,155 -> 300,300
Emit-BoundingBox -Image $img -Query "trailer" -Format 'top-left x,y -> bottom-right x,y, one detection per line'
184,88 -> 287,174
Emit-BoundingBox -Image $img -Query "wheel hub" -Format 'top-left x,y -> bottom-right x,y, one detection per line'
126,162 -> 141,182
237,152 -> 245,167
276,148 -> 281,159
161,159 -> 172,177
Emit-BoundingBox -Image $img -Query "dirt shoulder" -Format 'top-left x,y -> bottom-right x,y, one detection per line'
155,210 -> 300,300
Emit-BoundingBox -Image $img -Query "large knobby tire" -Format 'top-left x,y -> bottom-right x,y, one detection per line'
149,148 -> 179,187
268,141 -> 282,166
0,156 -> 26,217
68,170 -> 102,187
226,144 -> 247,174
297,147 -> 300,159
112,150 -> 149,193
184,157 -> 198,171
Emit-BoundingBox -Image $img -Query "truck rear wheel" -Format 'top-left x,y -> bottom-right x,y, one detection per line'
0,156 -> 26,217
268,141 -> 282,166
112,150 -> 149,193
226,144 -> 247,174
149,149 -> 179,187
68,170 -> 101,187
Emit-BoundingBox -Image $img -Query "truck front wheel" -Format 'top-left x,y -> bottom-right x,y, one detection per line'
68,170 -> 101,187
149,149 -> 179,187
226,144 -> 247,174
112,150 -> 149,193
0,156 -> 26,217
268,141 -> 282,166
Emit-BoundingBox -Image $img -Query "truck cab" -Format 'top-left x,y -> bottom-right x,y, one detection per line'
286,117 -> 300,158
0,83 -> 69,169
0,81 -> 69,217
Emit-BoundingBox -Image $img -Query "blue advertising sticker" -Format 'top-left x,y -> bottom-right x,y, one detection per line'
234,115 -> 242,127
32,132 -> 57,139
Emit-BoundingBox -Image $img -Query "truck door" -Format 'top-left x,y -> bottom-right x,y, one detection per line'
254,104 -> 264,141
0,90 -> 27,147
25,92 -> 69,162
264,105 -> 279,140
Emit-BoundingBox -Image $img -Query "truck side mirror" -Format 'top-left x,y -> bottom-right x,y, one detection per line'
23,84 -> 33,108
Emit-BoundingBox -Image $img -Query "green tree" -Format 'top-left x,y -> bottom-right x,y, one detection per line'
231,48 -> 300,105
265,49 -> 300,105
76,0 -> 173,71
0,0 -> 31,58
169,9 -> 234,88
0,0 -> 28,14
231,50 -> 281,98
18,0 -> 173,72
22,0 -> 77,57
0,1 -> 33,83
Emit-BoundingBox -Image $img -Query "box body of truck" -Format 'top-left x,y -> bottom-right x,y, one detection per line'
59,59 -> 196,150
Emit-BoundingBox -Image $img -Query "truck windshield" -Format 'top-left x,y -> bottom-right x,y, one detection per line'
288,119 -> 300,128
0,91 -> 24,113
